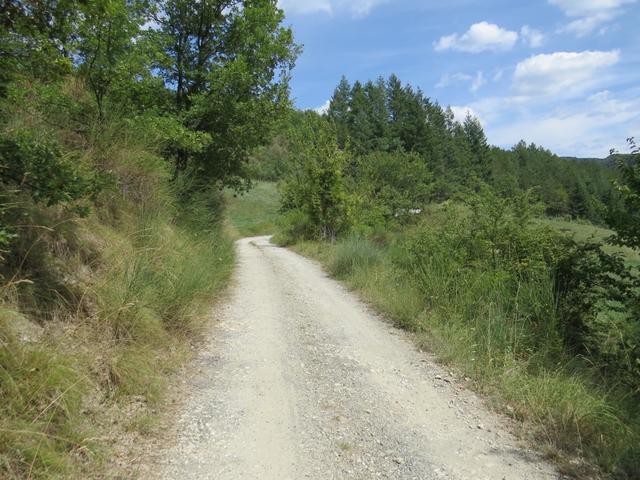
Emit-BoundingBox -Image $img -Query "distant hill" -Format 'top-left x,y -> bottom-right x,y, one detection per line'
561,156 -> 605,163
560,156 -> 615,168
562,153 -> 636,166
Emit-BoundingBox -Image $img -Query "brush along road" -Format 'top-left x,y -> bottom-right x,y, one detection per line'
156,236 -> 560,480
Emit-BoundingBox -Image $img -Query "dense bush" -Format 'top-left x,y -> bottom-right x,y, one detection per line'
389,192 -> 640,475
397,192 -> 564,359
280,112 -> 353,240
554,241 -> 640,394
0,132 -> 98,207
350,151 -> 432,228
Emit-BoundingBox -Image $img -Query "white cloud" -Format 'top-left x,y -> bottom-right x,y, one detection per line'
548,0 -> 636,17
470,71 -> 486,92
277,0 -> 386,17
436,71 -> 486,93
314,100 -> 330,115
436,72 -> 473,88
560,12 -> 615,36
434,22 -> 518,53
458,84 -> 640,157
450,106 -> 484,125
549,0 -> 637,36
520,26 -> 544,47
348,0 -> 384,17
484,90 -> 640,157
513,50 -> 620,97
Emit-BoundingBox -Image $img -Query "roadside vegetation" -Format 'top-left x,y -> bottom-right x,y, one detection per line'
255,77 -> 640,479
0,1 -> 298,477
2,0 -> 638,478
225,182 -> 281,238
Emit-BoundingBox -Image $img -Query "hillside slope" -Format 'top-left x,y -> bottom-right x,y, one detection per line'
0,85 -> 234,478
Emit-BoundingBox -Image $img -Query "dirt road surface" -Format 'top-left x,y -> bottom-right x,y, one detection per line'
153,236 -> 561,479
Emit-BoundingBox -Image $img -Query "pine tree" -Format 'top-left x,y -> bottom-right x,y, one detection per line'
328,76 -> 352,149
462,113 -> 491,181
349,80 -> 374,155
364,78 -> 390,151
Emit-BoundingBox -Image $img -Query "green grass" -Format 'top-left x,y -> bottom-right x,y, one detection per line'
540,217 -> 640,267
0,144 -> 235,478
0,74 -> 238,479
291,233 -> 639,479
329,235 -> 384,277
225,181 -> 280,237
0,207 -> 234,479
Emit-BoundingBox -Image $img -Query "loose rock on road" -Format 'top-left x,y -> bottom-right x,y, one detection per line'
155,236 -> 561,480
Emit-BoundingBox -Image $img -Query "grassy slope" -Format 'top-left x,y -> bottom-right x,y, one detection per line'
293,238 -> 640,478
229,187 -> 637,478
540,218 -> 640,267
1,209 -> 234,479
225,181 -> 280,237
0,153 -> 234,477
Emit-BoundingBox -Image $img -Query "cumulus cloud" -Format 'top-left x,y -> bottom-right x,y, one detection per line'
434,22 -> 518,53
485,89 -> 640,157
520,26 -> 544,47
277,0 -> 386,17
548,0 -> 637,36
513,50 -> 620,97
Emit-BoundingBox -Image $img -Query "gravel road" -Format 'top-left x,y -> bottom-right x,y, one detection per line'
156,236 -> 561,480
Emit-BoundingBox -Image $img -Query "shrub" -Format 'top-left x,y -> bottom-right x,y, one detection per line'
275,209 -> 315,246
0,132 -> 100,207
554,241 -> 640,394
351,151 -> 432,227
329,235 -> 383,277
280,111 -> 353,241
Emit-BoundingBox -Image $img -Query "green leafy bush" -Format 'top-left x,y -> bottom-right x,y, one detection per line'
280,112 -> 353,241
554,241 -> 640,393
0,132 -> 99,207
398,201 -> 562,361
275,209 -> 315,246
351,151 -> 432,228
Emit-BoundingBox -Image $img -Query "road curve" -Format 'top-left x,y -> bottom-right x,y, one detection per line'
156,236 -> 561,480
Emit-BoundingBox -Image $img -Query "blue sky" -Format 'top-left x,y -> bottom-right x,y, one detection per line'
277,0 -> 640,157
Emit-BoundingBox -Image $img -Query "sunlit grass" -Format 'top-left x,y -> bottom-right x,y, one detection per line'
540,217 -> 640,267
292,234 -> 639,478
225,182 -> 280,238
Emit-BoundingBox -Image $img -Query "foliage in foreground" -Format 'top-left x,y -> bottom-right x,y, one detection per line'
0,81 -> 235,477
0,0 -> 300,474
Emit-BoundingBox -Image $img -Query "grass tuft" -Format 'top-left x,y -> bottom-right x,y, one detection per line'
329,235 -> 383,277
